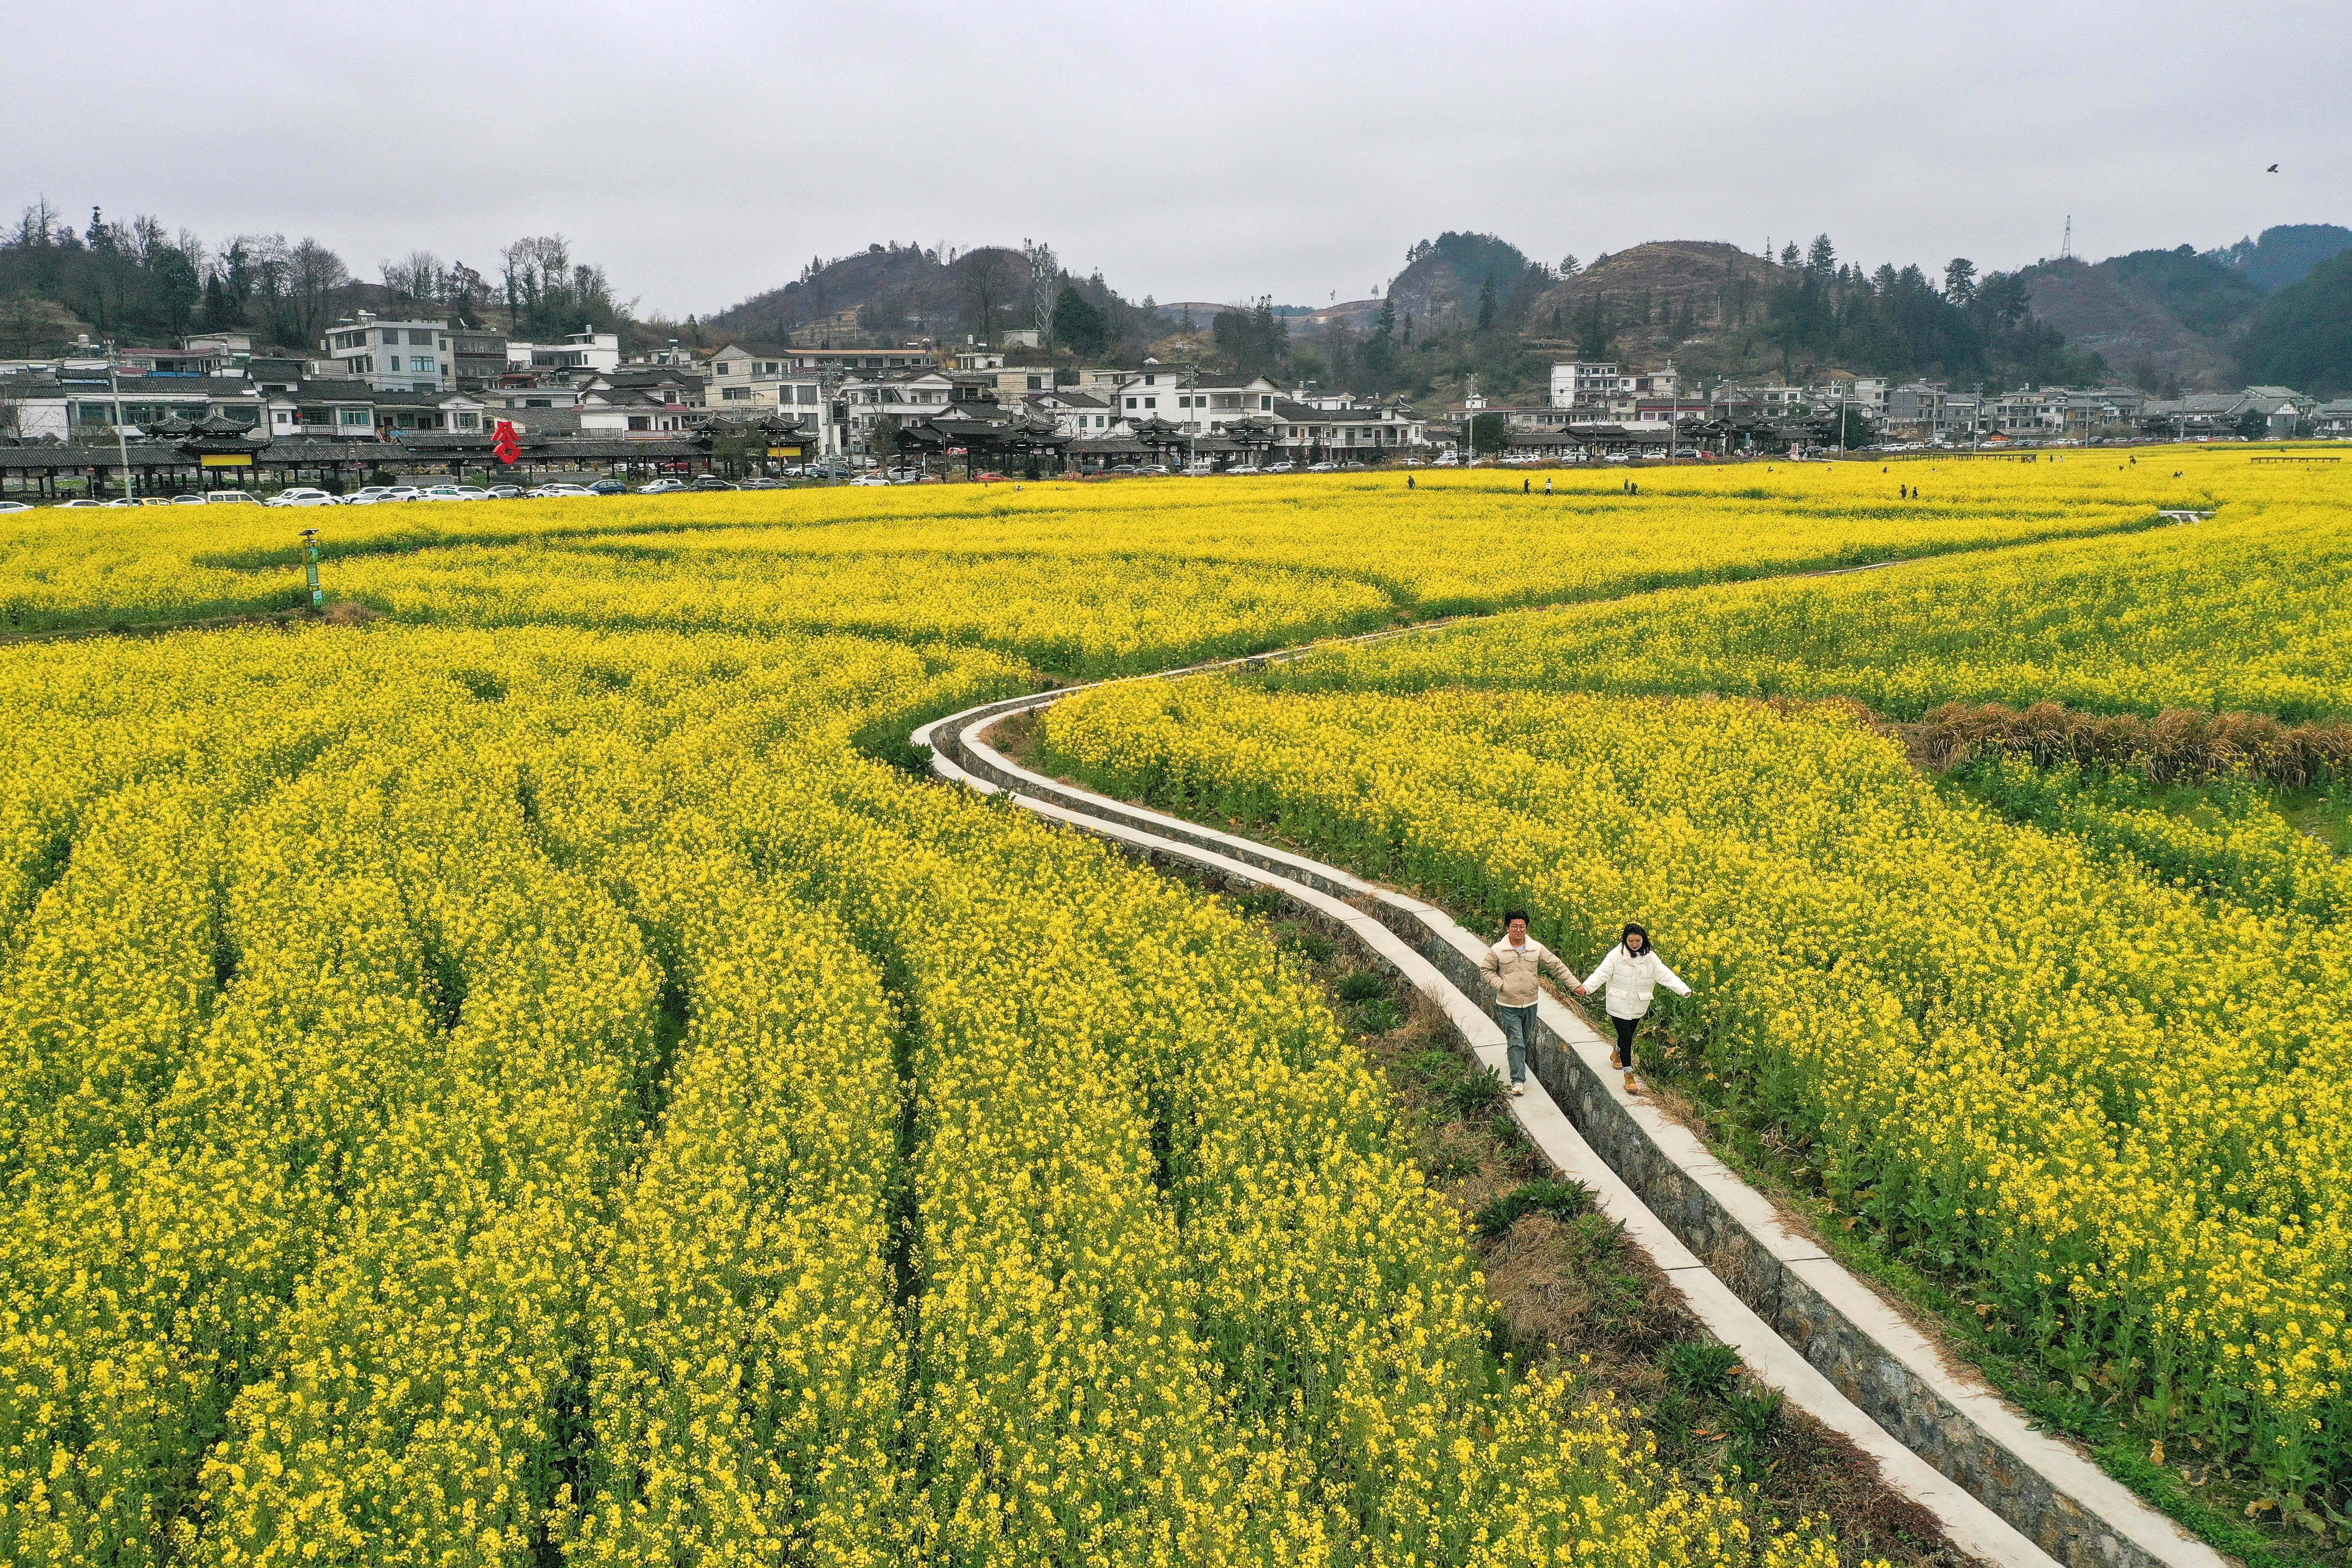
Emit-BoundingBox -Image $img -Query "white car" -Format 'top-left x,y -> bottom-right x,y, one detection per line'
847,474 -> 891,487
1263,461 -> 1296,474
0,500 -> 30,513
422,485 -> 492,502
527,483 -> 596,498
637,478 -> 687,494
264,488 -> 340,507
203,491 -> 263,505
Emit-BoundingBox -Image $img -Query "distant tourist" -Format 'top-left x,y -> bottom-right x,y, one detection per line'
1575,923 -> 1692,1092
1479,910 -> 1576,1098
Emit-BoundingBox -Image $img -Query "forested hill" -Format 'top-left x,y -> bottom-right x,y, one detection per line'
2017,225 -> 2352,392
1518,239 -> 2104,390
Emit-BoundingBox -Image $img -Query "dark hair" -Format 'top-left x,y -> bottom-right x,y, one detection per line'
1621,922 -> 1652,954
1503,909 -> 1530,927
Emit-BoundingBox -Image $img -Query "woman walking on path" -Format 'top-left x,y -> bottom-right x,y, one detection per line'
1576,923 -> 1691,1091
1479,910 -> 1576,1097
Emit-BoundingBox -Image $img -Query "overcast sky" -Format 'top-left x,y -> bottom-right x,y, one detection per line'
10,3 -> 2347,317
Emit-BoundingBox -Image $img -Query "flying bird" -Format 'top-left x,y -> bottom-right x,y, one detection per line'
2267,163 -> 2279,172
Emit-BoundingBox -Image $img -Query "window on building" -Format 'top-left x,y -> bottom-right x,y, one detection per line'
628,416 -> 651,432
796,385 -> 817,404
1144,398 -> 1156,409
408,330 -> 433,345
338,408 -> 372,427
454,412 -> 480,430
1126,397 -> 1137,410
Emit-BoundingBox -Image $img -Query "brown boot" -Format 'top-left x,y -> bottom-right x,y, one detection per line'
1623,1069 -> 1642,1093
1609,1048 -> 1623,1070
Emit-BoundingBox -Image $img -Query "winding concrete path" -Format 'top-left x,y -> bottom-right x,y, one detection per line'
911,625 -> 2226,1568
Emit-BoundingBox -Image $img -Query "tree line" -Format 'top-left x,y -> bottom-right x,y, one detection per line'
0,196 -> 629,357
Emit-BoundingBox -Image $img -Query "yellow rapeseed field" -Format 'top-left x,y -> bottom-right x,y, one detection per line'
0,622 -> 1851,1565
1036,456 -> 2352,1502
0,447 -> 2339,1562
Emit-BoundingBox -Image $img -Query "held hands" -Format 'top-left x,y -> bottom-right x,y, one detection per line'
1572,984 -> 1587,995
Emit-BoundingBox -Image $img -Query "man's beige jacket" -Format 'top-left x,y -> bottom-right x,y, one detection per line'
1479,936 -> 1575,1007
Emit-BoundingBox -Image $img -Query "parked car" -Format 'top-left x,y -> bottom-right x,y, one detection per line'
203,491 -> 263,504
588,478 -> 628,495
0,500 -> 30,513
422,485 -> 492,502
265,487 -> 340,507
169,494 -> 208,505
527,483 -> 596,498
55,498 -> 108,508
1305,461 -> 1339,473
686,476 -> 738,491
1263,461 -> 1296,474
847,474 -> 891,487
637,478 -> 687,494
485,484 -> 526,499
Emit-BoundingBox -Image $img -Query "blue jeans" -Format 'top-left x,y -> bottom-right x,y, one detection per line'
1497,1003 -> 1537,1085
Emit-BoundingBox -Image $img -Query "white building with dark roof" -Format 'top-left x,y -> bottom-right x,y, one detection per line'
1022,388 -> 1117,437
320,313 -> 455,392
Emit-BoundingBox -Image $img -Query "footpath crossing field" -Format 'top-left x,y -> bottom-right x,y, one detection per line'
0,449 -> 2343,1566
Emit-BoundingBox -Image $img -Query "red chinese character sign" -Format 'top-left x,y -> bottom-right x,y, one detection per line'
492,420 -> 521,465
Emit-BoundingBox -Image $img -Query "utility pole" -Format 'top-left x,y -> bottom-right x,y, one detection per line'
106,343 -> 135,500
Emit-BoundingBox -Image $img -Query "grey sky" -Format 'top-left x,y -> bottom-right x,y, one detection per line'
11,2 -> 2347,318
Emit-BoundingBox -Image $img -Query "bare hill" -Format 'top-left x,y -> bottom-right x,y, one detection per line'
709,243 -> 1030,341
1514,242 -> 1787,364
1526,241 -> 1788,356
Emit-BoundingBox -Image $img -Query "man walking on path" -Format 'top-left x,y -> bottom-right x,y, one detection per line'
1479,910 -> 1575,1096
1575,923 -> 1692,1093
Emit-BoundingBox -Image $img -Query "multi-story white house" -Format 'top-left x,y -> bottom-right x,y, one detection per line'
702,344 -> 826,420
263,381 -> 389,439
504,330 -> 621,376
1270,398 -> 1427,459
1550,361 -> 1635,409
1108,363 -> 1280,433
319,314 -> 454,392
838,370 -> 960,453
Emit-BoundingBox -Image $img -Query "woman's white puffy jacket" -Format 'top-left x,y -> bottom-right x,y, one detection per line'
1580,944 -> 1691,1020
